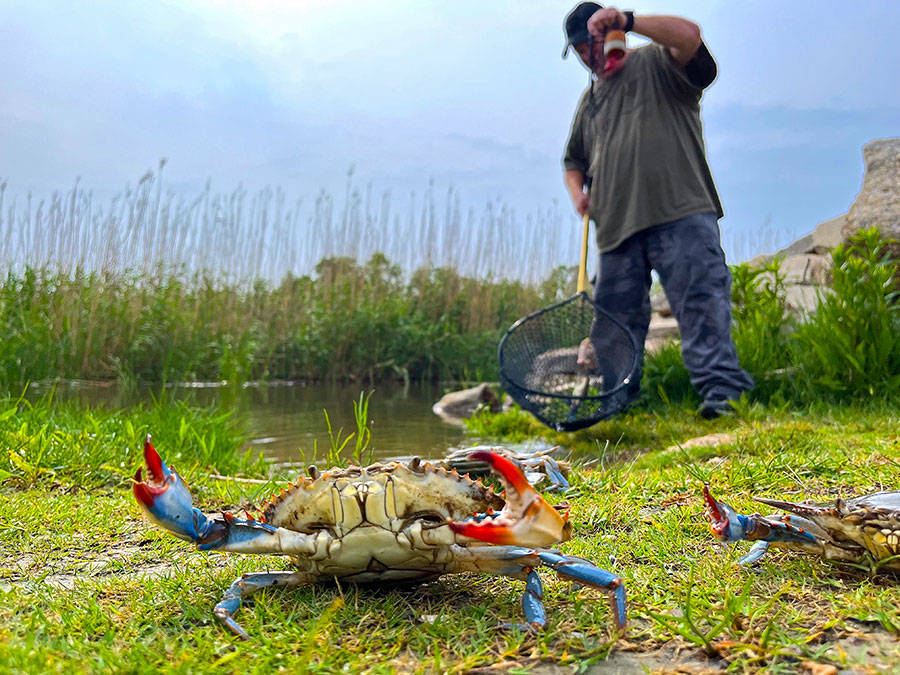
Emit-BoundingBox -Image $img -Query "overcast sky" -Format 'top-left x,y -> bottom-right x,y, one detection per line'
2,0 -> 898,266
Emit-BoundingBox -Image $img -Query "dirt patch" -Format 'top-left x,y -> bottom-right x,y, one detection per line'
0,537 -> 230,592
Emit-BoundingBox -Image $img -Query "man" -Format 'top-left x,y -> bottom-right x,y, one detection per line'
562,3 -> 752,419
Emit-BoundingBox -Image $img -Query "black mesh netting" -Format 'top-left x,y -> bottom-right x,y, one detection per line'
498,292 -> 641,432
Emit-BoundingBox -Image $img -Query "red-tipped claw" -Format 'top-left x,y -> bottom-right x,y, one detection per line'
449,451 -> 571,548
132,435 -> 212,542
132,436 -> 172,508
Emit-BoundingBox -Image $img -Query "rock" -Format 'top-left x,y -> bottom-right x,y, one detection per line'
812,215 -> 845,251
647,314 -> 679,340
432,383 -> 499,420
784,285 -> 832,319
774,232 -> 816,258
778,254 -> 832,285
841,138 -> 900,258
645,314 -> 680,354
745,253 -> 774,268
650,289 -> 672,317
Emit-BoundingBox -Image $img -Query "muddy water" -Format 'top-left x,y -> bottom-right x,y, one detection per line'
30,381 -> 471,463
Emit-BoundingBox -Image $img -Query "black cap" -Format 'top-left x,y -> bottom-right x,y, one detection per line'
562,2 -> 602,58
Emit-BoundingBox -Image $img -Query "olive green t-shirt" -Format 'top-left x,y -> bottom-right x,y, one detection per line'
563,43 -> 723,253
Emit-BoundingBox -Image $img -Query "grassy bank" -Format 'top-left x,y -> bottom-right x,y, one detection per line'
1,398 -> 899,672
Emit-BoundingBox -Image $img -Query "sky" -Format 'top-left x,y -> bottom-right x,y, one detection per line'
1,0 -> 899,270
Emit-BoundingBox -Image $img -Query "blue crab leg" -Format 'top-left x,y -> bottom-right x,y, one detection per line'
454,545 -> 625,631
521,570 -> 546,627
214,571 -> 307,640
539,458 -> 570,491
740,541 -> 771,565
537,550 -> 626,631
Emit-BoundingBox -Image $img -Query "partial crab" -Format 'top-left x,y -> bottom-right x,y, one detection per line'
133,436 -> 625,639
704,484 -> 900,572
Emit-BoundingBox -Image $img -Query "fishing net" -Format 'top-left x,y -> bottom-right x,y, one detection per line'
498,292 -> 640,432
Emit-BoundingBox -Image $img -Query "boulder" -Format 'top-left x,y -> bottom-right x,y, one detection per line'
841,138 -> 900,258
778,254 -> 832,286
432,383 -> 499,420
650,289 -> 672,317
773,232 -> 816,259
784,285 -> 832,319
811,215 -> 845,251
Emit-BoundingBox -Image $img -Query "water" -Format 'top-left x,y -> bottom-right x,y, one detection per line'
30,380 -> 473,464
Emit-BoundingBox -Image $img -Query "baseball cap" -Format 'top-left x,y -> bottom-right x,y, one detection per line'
562,2 -> 602,58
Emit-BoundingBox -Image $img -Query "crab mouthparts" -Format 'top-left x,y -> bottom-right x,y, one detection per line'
703,485 -> 730,537
448,451 -> 570,548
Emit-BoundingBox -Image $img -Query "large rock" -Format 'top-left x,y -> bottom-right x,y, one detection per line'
779,254 -> 832,285
841,138 -> 900,258
432,383 -> 499,421
812,215 -> 845,251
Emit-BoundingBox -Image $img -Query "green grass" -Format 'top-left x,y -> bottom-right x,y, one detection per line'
2,399 -> 899,672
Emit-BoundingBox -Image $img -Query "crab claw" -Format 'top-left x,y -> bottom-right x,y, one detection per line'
448,451 -> 571,548
703,484 -> 752,542
133,435 -> 221,544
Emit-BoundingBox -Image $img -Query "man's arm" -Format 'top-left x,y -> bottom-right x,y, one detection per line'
587,8 -> 702,66
565,169 -> 590,216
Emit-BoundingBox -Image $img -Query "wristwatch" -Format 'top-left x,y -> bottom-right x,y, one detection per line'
622,11 -> 635,33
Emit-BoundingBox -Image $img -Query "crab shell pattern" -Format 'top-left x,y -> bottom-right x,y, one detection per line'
133,436 -> 626,639
704,485 -> 900,571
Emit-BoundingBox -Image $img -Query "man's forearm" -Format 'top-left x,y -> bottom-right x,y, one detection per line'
632,14 -> 701,65
565,169 -> 586,202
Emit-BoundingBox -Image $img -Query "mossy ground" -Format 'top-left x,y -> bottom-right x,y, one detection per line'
2,400 -> 899,673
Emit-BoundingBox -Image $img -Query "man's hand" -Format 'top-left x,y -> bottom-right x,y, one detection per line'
565,169 -> 591,216
587,7 -> 628,37
574,192 -> 591,216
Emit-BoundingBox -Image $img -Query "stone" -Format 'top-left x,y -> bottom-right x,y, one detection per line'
647,314 -> 679,340
432,383 -> 499,420
745,253 -> 773,268
773,232 -> 816,258
784,285 -> 832,319
811,215 -> 845,251
645,314 -> 679,354
841,138 -> 900,259
778,254 -> 832,285
650,289 -> 672,317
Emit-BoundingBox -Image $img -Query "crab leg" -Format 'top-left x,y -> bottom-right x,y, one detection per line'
521,570 -> 546,627
453,545 -> 625,631
537,550 -> 626,631
214,571 -> 309,640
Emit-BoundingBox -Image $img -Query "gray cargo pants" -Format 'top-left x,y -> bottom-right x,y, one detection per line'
593,211 -> 753,403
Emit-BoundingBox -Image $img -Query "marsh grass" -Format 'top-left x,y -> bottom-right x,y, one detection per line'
2,400 -> 899,672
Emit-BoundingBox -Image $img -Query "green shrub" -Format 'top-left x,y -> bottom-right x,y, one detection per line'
790,227 -> 900,399
729,258 -> 793,396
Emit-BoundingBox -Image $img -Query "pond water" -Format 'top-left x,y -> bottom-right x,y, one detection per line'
30,381 -> 475,464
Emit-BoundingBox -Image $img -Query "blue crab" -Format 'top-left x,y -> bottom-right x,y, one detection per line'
703,484 -> 900,571
133,436 -> 625,639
